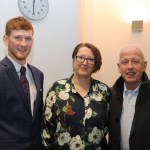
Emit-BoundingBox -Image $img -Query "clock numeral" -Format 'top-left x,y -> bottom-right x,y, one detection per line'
37,12 -> 40,15
28,10 -> 31,14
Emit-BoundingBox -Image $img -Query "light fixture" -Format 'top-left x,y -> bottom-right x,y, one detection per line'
131,20 -> 143,31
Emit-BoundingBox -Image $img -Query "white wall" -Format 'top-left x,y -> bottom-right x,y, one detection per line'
1,0 -> 150,98
79,0 -> 150,87
0,0 -> 78,98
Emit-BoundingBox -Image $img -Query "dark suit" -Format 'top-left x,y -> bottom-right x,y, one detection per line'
0,57 -> 44,150
109,72 -> 150,150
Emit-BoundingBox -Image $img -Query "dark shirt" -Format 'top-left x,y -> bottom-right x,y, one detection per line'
42,75 -> 110,150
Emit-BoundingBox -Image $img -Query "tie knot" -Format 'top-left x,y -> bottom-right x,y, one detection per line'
20,66 -> 26,75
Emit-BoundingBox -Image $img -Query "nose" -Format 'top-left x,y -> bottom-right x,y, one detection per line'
20,38 -> 26,46
83,59 -> 88,64
128,61 -> 133,68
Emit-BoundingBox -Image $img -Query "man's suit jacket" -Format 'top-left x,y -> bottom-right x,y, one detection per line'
0,56 -> 44,150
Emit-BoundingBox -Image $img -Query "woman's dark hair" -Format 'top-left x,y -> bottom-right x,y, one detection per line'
72,43 -> 102,73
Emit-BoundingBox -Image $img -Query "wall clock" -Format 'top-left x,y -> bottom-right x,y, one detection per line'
18,0 -> 49,21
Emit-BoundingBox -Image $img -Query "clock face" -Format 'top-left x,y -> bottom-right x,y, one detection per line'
18,0 -> 49,21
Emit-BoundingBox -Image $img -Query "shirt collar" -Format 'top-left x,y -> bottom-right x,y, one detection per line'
7,55 -> 28,73
123,83 -> 140,93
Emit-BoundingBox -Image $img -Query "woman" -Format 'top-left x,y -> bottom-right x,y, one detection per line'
42,43 -> 110,150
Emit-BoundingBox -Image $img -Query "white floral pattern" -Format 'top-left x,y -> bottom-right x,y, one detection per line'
42,75 -> 110,150
59,90 -> 69,100
90,92 -> 103,102
56,121 -> 61,133
45,91 -> 56,107
88,127 -> 102,144
83,108 -> 92,125
70,135 -> 84,150
57,132 -> 71,146
45,107 -> 52,121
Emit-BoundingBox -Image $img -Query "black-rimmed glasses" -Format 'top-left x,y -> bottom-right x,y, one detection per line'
75,56 -> 95,65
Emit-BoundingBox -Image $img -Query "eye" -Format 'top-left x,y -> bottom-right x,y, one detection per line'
88,58 -> 95,62
14,36 -> 22,41
25,37 -> 33,43
77,56 -> 84,60
132,60 -> 140,64
78,56 -> 84,59
121,60 -> 128,65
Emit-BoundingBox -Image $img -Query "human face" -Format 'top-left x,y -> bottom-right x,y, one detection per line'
73,47 -> 95,78
3,29 -> 33,65
118,47 -> 147,90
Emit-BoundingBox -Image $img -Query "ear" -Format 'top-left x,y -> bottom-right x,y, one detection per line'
3,35 -> 9,46
117,63 -> 121,73
143,61 -> 147,71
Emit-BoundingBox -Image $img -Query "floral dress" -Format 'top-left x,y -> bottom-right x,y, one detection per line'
42,75 -> 110,150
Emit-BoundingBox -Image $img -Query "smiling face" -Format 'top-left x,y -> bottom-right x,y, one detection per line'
73,47 -> 95,78
118,46 -> 147,90
3,29 -> 33,65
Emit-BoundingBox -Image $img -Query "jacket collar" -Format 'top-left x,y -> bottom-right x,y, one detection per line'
113,72 -> 149,91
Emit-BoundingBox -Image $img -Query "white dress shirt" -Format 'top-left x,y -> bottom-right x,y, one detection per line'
7,55 -> 37,116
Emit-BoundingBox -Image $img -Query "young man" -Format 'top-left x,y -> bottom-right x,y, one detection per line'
109,45 -> 150,150
0,16 -> 44,150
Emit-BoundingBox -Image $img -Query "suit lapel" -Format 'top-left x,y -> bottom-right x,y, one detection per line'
28,64 -> 42,120
2,57 -> 32,115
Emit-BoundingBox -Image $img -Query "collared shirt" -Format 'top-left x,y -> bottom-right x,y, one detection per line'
120,84 -> 139,150
42,75 -> 110,149
7,55 -> 37,115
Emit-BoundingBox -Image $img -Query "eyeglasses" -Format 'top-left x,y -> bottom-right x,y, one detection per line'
13,35 -> 33,44
75,56 -> 95,65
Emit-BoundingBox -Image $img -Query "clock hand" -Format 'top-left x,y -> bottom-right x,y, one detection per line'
33,0 -> 35,15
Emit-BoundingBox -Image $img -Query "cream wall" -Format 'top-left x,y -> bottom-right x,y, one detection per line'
79,0 -> 150,87
0,1 -> 150,98
0,0 -> 78,98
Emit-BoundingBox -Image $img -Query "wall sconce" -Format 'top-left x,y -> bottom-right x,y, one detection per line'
131,20 -> 143,31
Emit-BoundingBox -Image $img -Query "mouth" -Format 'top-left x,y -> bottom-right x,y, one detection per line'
126,72 -> 136,76
80,67 -> 88,70
17,48 -> 27,52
